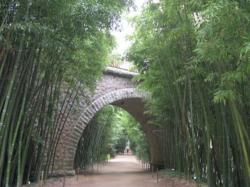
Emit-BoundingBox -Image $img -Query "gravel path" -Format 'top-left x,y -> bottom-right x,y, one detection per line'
26,155 -> 202,187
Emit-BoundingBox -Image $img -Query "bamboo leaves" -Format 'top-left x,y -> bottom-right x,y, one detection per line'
0,0 -> 130,186
128,0 -> 250,186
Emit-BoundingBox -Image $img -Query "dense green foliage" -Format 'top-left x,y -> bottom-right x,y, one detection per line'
128,0 -> 250,186
74,106 -> 150,169
74,106 -> 115,169
112,109 -> 150,162
1,0 -> 250,186
0,0 -> 131,186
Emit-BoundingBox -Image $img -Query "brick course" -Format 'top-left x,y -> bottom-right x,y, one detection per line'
51,67 -> 163,176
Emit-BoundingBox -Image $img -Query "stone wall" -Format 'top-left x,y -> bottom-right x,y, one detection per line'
51,67 -> 163,176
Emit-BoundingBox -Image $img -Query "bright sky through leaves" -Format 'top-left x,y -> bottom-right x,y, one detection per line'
111,0 -> 148,56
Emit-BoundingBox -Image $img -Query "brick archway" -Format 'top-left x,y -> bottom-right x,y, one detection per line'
51,68 -> 163,176
74,88 -> 147,137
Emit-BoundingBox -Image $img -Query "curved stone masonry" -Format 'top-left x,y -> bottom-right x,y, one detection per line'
74,88 -> 147,139
51,67 -> 162,176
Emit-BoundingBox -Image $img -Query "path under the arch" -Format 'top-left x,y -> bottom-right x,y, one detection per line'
32,155 -> 201,187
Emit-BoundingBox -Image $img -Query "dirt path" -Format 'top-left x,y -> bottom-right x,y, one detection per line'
29,155 -> 202,187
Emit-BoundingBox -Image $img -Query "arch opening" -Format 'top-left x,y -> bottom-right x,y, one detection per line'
52,88 -> 163,176
73,105 -> 150,170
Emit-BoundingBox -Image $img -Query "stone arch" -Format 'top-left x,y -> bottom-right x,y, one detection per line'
72,88 -> 149,166
52,68 -> 163,176
73,88 -> 147,140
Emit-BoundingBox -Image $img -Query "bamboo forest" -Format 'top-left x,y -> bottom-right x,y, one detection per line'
0,0 -> 250,187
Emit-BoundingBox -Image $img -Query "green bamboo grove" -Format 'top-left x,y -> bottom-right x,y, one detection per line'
128,0 -> 250,186
113,108 -> 150,162
74,106 -> 115,170
1,0 -> 250,187
0,0 -> 131,186
74,106 -> 150,170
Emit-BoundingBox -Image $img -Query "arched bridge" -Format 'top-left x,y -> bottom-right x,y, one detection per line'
52,67 -> 163,176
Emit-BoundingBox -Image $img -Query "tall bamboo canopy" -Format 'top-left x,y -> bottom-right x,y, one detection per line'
0,0 -> 132,186
0,0 -> 250,187
128,0 -> 250,186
